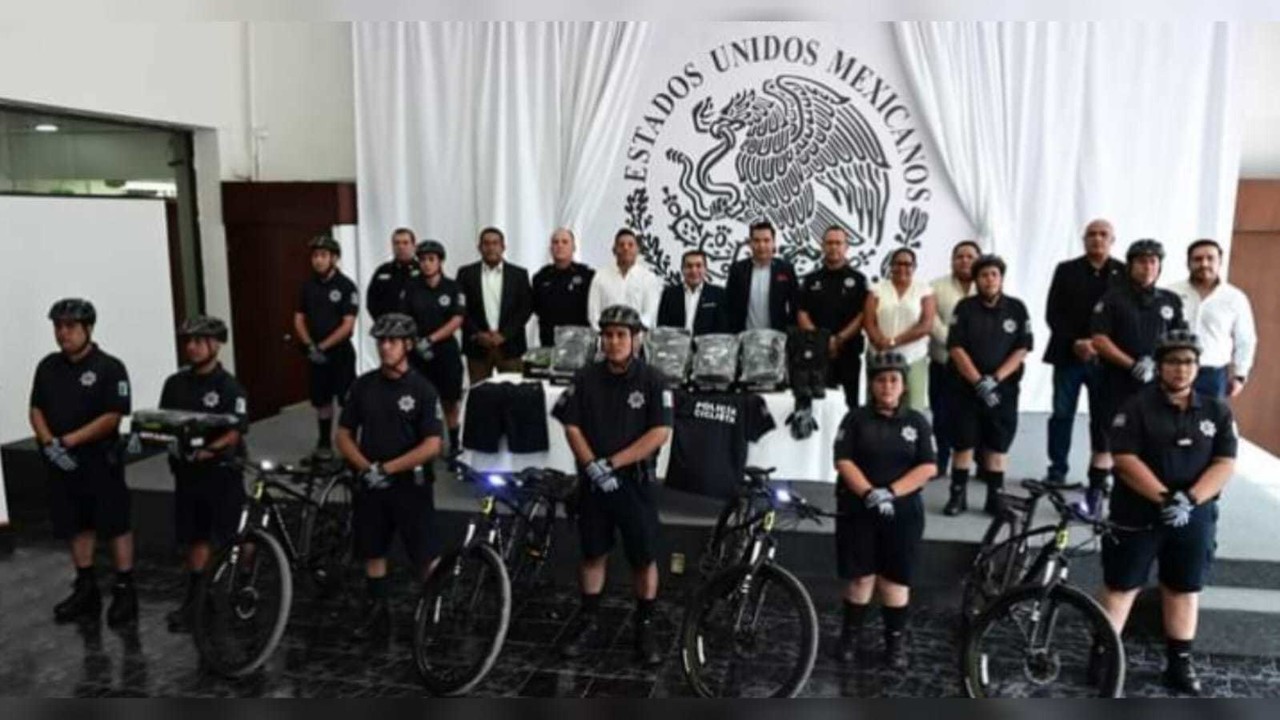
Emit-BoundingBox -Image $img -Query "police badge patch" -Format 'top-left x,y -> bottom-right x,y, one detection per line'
80,371 -> 97,387
398,395 -> 416,413
901,426 -> 918,443
1199,419 -> 1217,438
439,295 -> 451,307
1002,319 -> 1016,333
628,391 -> 646,410
202,391 -> 220,409
329,289 -> 342,303
1160,306 -> 1174,321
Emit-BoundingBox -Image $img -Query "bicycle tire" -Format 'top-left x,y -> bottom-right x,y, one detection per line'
699,495 -> 753,578
193,528 -> 294,677
303,473 -> 357,594
503,499 -> 551,590
962,582 -> 1125,698
681,562 -> 818,698
960,525 -> 1058,632
412,542 -> 512,696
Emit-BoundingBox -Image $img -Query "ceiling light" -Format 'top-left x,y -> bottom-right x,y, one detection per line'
33,123 -> 59,133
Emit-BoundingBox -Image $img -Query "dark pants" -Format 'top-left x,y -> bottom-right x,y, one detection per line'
928,361 -> 954,473
1194,366 -> 1229,399
1047,361 -> 1106,479
828,353 -> 862,409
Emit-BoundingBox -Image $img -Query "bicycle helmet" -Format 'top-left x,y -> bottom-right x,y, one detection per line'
1155,329 -> 1202,361
971,254 -> 1007,277
598,304 -> 646,333
177,315 -> 229,342
867,351 -> 909,379
309,234 -> 341,257
48,298 -> 97,325
370,312 -> 418,339
1126,238 -> 1165,262
415,239 -> 446,261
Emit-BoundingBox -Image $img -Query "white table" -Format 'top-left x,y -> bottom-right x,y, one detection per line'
458,374 -> 846,482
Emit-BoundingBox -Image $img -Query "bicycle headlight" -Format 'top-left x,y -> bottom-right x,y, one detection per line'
259,459 -> 276,471
774,488 -> 792,504
488,474 -> 507,488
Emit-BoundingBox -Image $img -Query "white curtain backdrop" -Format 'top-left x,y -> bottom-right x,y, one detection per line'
893,22 -> 1241,410
353,21 -> 650,367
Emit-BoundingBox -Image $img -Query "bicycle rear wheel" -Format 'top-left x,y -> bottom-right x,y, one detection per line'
681,562 -> 818,698
413,543 -> 511,696
193,528 -> 293,677
962,582 -> 1124,698
960,525 -> 1057,631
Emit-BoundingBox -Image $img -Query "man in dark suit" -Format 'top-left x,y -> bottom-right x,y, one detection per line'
457,226 -> 532,382
657,250 -> 727,335
724,220 -> 798,332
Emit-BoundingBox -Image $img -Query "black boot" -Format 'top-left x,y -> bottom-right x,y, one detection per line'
884,631 -> 909,670
557,610 -> 600,659
633,617 -> 662,667
167,572 -> 201,634
106,575 -> 138,628
982,471 -> 1005,516
1163,641 -> 1203,696
835,624 -> 859,663
1085,636 -> 1108,687
943,485 -> 968,516
351,598 -> 392,641
54,571 -> 101,624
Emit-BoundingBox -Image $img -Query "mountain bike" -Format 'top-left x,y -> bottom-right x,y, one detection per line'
681,466 -> 825,698
412,461 -> 577,696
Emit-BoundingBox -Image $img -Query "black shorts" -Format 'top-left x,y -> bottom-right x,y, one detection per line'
173,463 -> 245,546
1093,369 -> 1145,451
411,344 -> 464,404
577,472 -> 661,568
825,354 -> 862,406
462,381 -> 549,453
47,458 -> 131,540
1102,503 -> 1217,593
353,473 -> 439,566
835,492 -> 924,585
310,344 -> 356,407
953,385 -> 1019,453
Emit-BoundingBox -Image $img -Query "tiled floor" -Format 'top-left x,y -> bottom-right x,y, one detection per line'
2,542 -> 1279,698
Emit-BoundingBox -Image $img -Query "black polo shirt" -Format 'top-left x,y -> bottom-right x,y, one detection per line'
365,259 -> 421,320
1043,255 -> 1125,365
1108,385 -> 1237,523
340,367 -> 443,468
298,270 -> 359,349
532,262 -> 595,347
947,293 -> 1034,382
30,344 -> 132,459
799,263 -> 869,355
159,364 -> 250,461
551,358 -> 673,470
833,406 -> 935,496
1090,281 -> 1186,368
405,275 -> 465,349
665,391 -> 775,499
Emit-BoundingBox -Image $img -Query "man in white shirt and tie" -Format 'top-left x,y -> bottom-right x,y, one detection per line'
587,228 -> 663,332
1168,239 -> 1257,398
657,250 -> 727,335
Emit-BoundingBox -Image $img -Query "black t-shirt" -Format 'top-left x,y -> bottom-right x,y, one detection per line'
1043,255 -> 1126,365
29,344 -> 131,460
1090,282 -> 1187,367
665,391 -> 775,499
298,270 -> 359,350
1108,385 -> 1237,523
365,259 -> 421,320
340,367 -> 443,468
405,275 -> 465,350
551,359 -> 673,475
833,406 -> 935,504
947,294 -> 1034,382
159,364 -> 250,464
532,262 -> 595,347
799,263 -> 869,354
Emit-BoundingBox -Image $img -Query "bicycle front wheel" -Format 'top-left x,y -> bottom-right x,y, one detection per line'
681,562 -> 818,698
962,582 -> 1124,698
193,528 -> 294,677
413,543 -> 512,696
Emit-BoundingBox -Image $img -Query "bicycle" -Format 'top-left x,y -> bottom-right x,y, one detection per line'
192,457 -> 357,677
412,460 -> 577,696
681,466 -> 825,698
960,479 -> 1139,698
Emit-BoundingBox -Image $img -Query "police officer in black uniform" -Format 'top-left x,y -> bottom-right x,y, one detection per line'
157,316 -> 249,633
832,351 -> 937,669
294,234 -> 359,458
552,305 -> 673,666
797,226 -> 869,408
943,255 -> 1033,516
1089,239 -> 1187,514
366,227 -> 421,320
336,312 -> 444,639
405,239 -> 466,459
29,298 -> 137,626
531,227 -> 595,347
1096,330 -> 1236,696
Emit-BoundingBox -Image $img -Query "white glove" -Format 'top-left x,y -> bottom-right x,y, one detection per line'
1160,490 -> 1194,528
43,438 -> 79,472
125,433 -> 143,456
362,462 -> 390,490
584,458 -> 619,493
415,338 -> 434,362
864,487 -> 896,519
1131,356 -> 1156,383
307,345 -> 329,365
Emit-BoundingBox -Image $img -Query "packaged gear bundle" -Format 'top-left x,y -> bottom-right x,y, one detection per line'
739,329 -> 789,390
522,347 -> 554,380
787,328 -> 830,400
690,333 -> 740,390
550,325 -> 597,383
645,327 -> 693,385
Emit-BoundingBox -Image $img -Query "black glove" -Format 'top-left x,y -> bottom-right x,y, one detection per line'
307,344 -> 329,365
786,397 -> 819,440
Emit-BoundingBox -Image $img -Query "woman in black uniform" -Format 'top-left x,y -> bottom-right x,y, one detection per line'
832,351 -> 938,668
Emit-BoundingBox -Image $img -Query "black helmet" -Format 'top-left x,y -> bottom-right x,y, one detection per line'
48,298 -> 97,325
598,304 -> 646,332
416,239 -> 446,261
1127,238 -> 1165,262
971,254 -> 1007,277
867,351 -> 909,378
177,315 -> 229,342
370,312 -> 418,339
309,234 -> 341,257
1155,329 -> 1202,361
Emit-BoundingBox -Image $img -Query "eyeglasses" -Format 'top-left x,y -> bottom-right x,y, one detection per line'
890,261 -> 915,268
1161,358 -> 1197,367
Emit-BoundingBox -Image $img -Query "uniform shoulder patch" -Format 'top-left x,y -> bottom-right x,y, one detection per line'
234,397 -> 247,415
118,380 -> 130,397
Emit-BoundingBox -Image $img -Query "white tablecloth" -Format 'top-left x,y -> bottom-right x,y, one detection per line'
458,374 -> 846,482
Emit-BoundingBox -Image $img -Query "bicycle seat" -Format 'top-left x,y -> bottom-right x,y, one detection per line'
744,466 -> 776,483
